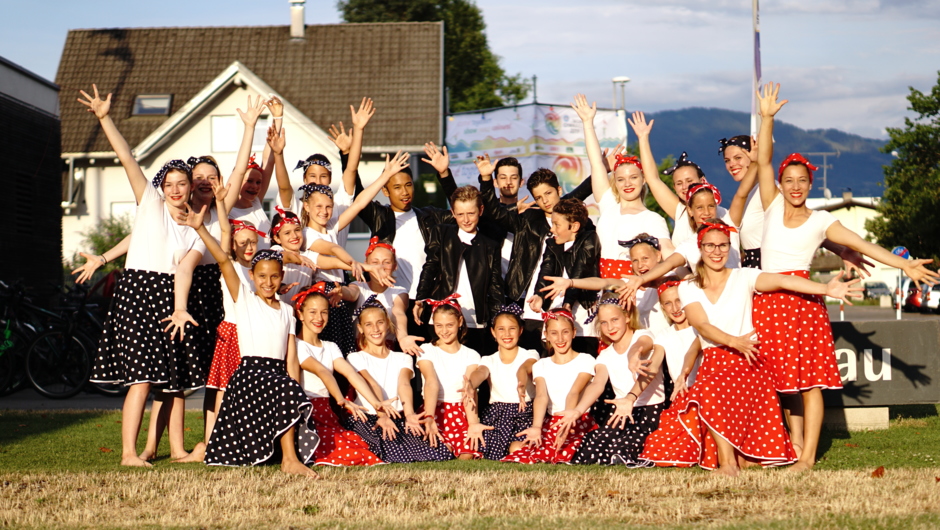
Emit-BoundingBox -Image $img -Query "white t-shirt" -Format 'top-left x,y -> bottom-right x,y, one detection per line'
234,283 -> 296,360
270,245 -> 320,304
655,326 -> 701,388
296,339 -> 344,398
479,349 -> 540,403
221,262 -> 254,324
761,194 -> 838,273
279,184 -> 354,248
500,233 -> 514,278
347,350 -> 414,414
672,203 -> 730,248
532,353 -> 596,415
636,287 -> 670,333
418,344 -> 481,403
739,187 -> 764,250
678,267 -> 762,350
124,183 -> 207,274
229,197 -> 271,250
393,210 -> 427,299
454,229 -> 479,328
673,213 -> 742,270
353,281 -> 407,313
521,215 -> 552,321
596,191 -> 672,261
596,330 -> 665,407
197,207 -> 223,266
303,226 -> 344,283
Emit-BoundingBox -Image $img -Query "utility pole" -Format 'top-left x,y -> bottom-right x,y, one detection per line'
804,151 -> 840,199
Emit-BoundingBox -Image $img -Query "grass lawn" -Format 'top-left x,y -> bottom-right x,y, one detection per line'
0,406 -> 939,528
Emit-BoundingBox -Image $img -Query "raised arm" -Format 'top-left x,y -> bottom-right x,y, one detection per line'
571,95 -> 609,202
825,223 -> 940,287
422,143 -> 458,204
78,85 -> 147,202
630,111 -> 680,219
179,204 -> 239,301
477,165 -> 524,233
728,137 -> 759,227
756,83 -> 787,210
754,269 -> 862,304
336,151 -> 409,232
268,125 -> 293,211
223,96 -> 268,212
343,98 -> 376,196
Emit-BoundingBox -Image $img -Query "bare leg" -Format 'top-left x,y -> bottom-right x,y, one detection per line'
709,428 -> 740,477
121,383 -> 153,467
508,441 -> 525,454
177,389 -> 220,463
780,393 -> 804,459
280,426 -> 319,478
166,392 -> 189,460
139,391 -> 170,461
457,453 -> 476,461
790,388 -> 823,472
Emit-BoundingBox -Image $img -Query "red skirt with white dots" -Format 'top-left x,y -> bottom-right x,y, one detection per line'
433,402 -> 483,459
206,321 -> 240,390
639,346 -> 796,470
501,413 -> 597,464
600,258 -> 633,279
752,270 -> 843,394
309,397 -> 384,466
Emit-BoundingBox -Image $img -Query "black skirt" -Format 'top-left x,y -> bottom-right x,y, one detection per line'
173,263 -> 223,391
205,356 -> 320,467
346,414 -> 454,463
480,401 -> 533,461
321,303 -> 357,355
742,248 -> 762,269
90,269 -> 192,390
571,402 -> 665,467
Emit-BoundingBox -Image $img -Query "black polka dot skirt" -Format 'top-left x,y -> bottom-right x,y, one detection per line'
321,303 -> 357,355
171,263 -> 223,392
346,414 -> 455,463
90,269 -> 181,388
480,401 -> 533,461
571,402 -> 665,467
205,356 -> 320,467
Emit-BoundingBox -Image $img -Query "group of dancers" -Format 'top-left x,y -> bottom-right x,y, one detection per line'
73,81 -> 938,478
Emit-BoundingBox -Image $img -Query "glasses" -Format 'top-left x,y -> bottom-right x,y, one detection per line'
701,242 -> 731,253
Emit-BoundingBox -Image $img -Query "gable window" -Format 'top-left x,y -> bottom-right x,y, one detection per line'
132,94 -> 173,116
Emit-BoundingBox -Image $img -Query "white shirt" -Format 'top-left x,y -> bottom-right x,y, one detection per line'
596,330 -> 665,407
655,326 -> 701,388
500,232 -> 514,278
270,245 -> 320,304
761,194 -> 838,273
678,267 -> 762,350
596,191 -> 672,261
418,344 -> 481,403
353,281 -> 407,313
479,349 -> 540,403
454,230 -> 479,328
673,212 -> 742,270
347,350 -> 413,414
636,287 -> 670,333
221,262 -> 254,324
197,207 -> 223,266
234,283 -> 296,360
303,226 -> 344,283
229,197 -> 271,250
125,183 -> 206,274
296,339 -> 344,398
521,215 -> 552,321
532,353 -> 596,415
279,184 -> 354,248
393,210 -> 427,299
739,187 -> 764,250
672,203 -> 730,248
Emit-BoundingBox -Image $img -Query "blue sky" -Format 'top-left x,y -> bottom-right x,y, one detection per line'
3,0 -> 938,139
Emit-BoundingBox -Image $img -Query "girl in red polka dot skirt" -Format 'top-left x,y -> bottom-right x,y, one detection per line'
641,220 -> 862,476
294,287 -> 393,466
753,82 -> 939,471
416,298 -> 484,459
502,309 -> 598,464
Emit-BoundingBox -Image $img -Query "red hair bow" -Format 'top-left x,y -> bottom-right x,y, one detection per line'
365,236 -> 396,258
778,153 -> 819,183
686,182 -> 722,206
613,154 -> 642,171
424,293 -> 461,312
541,308 -> 574,322
656,280 -> 682,297
230,219 -> 267,238
246,153 -> 262,171
696,221 -> 738,248
271,205 -> 300,237
291,281 -> 329,308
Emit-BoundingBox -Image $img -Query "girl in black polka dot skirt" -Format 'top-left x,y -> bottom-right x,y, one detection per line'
570,297 -> 667,467
182,204 -> 320,477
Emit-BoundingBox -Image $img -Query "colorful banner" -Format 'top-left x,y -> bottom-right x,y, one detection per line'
445,103 -> 626,195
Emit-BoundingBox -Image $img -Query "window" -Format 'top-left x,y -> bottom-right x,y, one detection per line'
132,95 -> 172,116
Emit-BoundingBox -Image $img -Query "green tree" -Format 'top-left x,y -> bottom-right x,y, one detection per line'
63,214 -> 133,281
866,71 -> 940,263
337,0 -> 530,112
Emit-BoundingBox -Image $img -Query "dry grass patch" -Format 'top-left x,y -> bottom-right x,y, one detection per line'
1,466 -> 939,528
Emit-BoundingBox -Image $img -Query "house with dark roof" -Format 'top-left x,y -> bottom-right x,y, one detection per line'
55,4 -> 443,259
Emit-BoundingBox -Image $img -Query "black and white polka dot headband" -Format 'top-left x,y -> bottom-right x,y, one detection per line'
352,294 -> 384,320
152,160 -> 192,188
663,151 -> 704,178
300,183 -> 334,201
250,249 -> 283,268
186,156 -> 220,175
718,137 -> 751,155
294,158 -> 332,174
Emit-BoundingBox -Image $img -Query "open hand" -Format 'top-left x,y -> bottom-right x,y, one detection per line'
351,97 -> 376,130
539,276 -> 572,300
729,331 -> 761,365
374,415 -> 399,441
474,153 -> 496,177
571,94 -> 596,123
237,95 -> 267,126
825,271 -> 864,305
71,252 -> 105,284
757,82 -> 788,118
399,335 -> 425,356
77,85 -> 112,120
604,397 -> 636,429
328,122 -> 352,154
516,426 -> 542,447
421,142 -> 449,174
464,423 -> 493,452
627,111 -> 654,138
162,310 -> 198,341
266,124 -> 286,154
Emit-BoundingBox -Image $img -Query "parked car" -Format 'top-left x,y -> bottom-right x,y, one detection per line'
863,281 -> 891,299
901,278 -> 940,313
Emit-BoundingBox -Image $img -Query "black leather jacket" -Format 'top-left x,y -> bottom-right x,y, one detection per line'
355,170 -> 459,244
534,228 -> 601,311
415,225 -> 505,326
479,177 -> 594,302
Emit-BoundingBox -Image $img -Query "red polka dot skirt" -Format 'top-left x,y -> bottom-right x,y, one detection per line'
308,398 -> 384,466
206,321 -> 240,390
600,258 -> 633,279
752,270 -> 843,394
433,402 -> 483,459
501,413 -> 597,464
640,347 -> 796,470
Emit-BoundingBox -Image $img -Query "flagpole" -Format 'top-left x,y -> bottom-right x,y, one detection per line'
750,0 -> 762,137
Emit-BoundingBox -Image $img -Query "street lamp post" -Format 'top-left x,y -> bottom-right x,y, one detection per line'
612,76 -> 631,148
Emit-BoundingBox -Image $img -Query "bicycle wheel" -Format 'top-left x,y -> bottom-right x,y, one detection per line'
0,327 -> 32,395
26,330 -> 91,399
